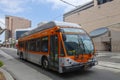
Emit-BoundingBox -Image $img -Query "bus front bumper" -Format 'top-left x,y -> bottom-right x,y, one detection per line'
62,60 -> 98,72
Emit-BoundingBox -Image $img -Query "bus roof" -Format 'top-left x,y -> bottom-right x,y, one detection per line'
15,28 -> 31,32
20,21 -> 81,38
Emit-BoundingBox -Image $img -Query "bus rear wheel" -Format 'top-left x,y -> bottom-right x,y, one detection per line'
42,58 -> 49,70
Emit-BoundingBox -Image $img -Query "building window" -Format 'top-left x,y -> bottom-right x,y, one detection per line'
97,0 -> 113,5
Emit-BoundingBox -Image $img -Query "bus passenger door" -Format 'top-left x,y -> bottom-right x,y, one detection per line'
50,35 -> 59,70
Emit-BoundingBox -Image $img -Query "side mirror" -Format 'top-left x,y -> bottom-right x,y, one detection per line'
56,29 -> 64,32
62,34 -> 66,41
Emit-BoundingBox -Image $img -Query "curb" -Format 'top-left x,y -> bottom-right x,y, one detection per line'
0,67 -> 14,80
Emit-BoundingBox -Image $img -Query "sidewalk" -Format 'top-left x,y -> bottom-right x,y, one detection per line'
0,49 -> 52,80
0,67 -> 14,80
97,51 -> 120,69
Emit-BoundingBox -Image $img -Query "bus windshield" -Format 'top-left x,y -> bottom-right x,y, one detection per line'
61,28 -> 94,56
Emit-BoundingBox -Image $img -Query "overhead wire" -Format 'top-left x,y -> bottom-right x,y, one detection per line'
52,0 -> 78,20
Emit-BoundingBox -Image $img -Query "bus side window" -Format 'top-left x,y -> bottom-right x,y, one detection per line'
28,41 -> 30,50
33,40 -> 36,51
31,40 -> 34,51
36,39 -> 41,52
20,42 -> 24,48
41,37 -> 48,52
29,40 -> 35,51
29,40 -> 32,51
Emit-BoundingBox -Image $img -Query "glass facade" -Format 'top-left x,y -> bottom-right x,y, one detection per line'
16,31 -> 28,40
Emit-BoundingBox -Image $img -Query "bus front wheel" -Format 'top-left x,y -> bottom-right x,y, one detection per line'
42,58 -> 49,70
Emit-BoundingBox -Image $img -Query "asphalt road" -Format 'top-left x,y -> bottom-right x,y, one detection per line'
1,48 -> 120,80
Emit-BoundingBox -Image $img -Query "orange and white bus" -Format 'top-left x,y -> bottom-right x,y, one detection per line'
17,21 -> 97,73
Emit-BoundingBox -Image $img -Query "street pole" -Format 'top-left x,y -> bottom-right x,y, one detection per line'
0,20 -> 5,26
0,20 -> 6,47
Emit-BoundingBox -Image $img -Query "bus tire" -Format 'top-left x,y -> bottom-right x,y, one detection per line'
42,57 -> 49,70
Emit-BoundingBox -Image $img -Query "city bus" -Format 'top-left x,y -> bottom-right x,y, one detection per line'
17,21 -> 97,73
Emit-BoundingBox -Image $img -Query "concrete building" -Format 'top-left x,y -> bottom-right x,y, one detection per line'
64,0 -> 120,52
5,15 -> 31,47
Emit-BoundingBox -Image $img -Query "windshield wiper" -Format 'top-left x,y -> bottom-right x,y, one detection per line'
78,38 -> 85,54
83,43 -> 90,53
83,41 -> 94,54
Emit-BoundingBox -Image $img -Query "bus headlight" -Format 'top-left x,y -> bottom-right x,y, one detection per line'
88,57 -> 97,62
88,56 -> 98,65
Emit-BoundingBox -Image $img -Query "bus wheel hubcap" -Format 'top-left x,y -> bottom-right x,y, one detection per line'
43,59 -> 48,68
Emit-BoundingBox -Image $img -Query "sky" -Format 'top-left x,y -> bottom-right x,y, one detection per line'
0,0 -> 92,42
